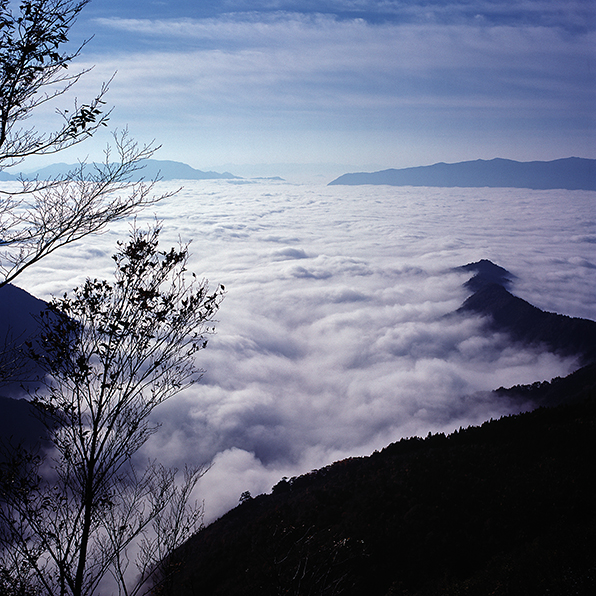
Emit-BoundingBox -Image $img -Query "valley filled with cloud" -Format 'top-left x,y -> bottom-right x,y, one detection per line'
10,179 -> 594,521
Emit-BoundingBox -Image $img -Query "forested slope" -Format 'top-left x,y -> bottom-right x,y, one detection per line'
164,365 -> 596,595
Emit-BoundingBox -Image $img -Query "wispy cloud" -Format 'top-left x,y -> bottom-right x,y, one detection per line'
96,1 -> 596,31
53,11 -> 589,168
18,1 -> 587,171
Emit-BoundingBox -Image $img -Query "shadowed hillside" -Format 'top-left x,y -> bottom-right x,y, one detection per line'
0,284 -> 48,397
163,366 -> 596,595
0,395 -> 47,452
456,260 -> 596,365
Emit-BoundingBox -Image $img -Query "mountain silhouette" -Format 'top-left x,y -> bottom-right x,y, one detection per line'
457,260 -> 596,364
164,366 -> 596,595
329,157 -> 596,190
459,258 -> 515,291
0,159 -> 240,182
0,284 -> 48,398
0,395 -> 47,450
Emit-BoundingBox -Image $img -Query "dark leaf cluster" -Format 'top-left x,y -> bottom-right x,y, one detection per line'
0,0 -> 102,165
0,1 -> 172,291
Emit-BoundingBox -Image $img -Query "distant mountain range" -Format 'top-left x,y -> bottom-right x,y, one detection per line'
5,157 -> 594,188
329,157 -> 596,190
0,159 -> 240,182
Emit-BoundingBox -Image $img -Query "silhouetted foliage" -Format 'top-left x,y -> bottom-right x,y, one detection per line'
0,0 -> 171,290
0,0 -> 99,163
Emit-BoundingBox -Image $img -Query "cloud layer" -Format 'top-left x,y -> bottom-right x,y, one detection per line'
12,180 -> 595,521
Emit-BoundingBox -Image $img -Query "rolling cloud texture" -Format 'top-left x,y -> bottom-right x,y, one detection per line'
7,179 -> 596,521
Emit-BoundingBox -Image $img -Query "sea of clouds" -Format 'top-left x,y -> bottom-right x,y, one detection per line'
11,180 -> 596,522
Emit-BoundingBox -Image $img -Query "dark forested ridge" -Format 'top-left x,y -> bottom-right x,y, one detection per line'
164,367 -> 596,595
328,157 -> 596,190
456,259 -> 596,365
159,259 -> 596,595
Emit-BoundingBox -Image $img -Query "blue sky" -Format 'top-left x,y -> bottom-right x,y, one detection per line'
29,0 -> 596,176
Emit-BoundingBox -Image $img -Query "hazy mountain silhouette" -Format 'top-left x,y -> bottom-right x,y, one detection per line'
0,160 -> 240,182
0,395 -> 47,450
0,284 -> 48,398
459,258 -> 515,291
329,157 -> 596,190
0,284 -> 47,340
0,285 -> 50,448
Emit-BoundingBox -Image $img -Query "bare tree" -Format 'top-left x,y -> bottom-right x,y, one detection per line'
0,224 -> 225,595
0,0 -> 169,289
0,3 -> 220,593
0,5 -> 215,593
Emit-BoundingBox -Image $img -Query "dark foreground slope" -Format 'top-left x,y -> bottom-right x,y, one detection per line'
328,157 -> 596,190
0,283 -> 48,398
164,369 -> 596,596
0,395 -> 46,453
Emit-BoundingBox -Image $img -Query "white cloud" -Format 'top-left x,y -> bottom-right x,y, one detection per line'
88,17 -> 593,102
9,180 -> 593,521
